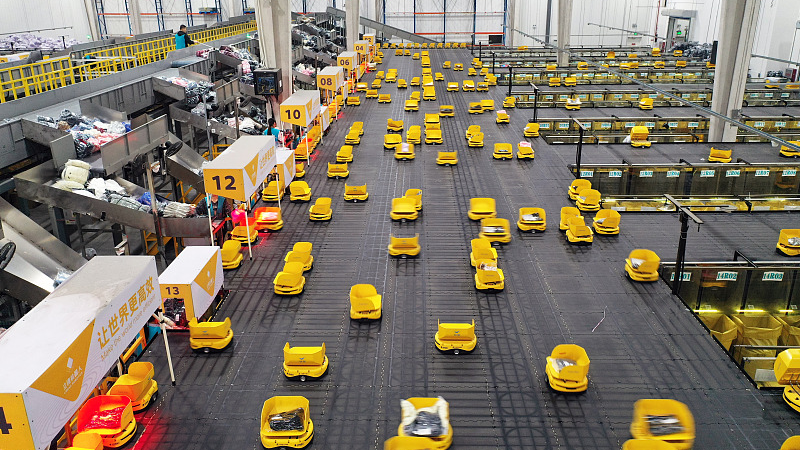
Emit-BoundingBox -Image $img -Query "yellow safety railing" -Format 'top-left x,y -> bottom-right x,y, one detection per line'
0,56 -> 129,102
83,20 -> 257,64
0,20 -> 257,103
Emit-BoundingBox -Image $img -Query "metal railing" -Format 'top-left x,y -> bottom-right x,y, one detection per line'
0,20 -> 256,103
568,163 -> 800,197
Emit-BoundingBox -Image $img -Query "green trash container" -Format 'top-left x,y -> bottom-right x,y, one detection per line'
775,316 -> 800,346
698,313 -> 737,351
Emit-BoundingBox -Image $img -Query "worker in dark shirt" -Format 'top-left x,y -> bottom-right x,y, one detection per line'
195,194 -> 229,220
175,25 -> 195,49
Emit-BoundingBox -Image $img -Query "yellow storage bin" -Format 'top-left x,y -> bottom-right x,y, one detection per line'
630,399 -> 695,450
776,316 -> 800,346
698,313 -> 737,351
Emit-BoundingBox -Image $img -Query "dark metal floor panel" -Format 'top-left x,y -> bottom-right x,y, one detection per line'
134,48 -> 800,450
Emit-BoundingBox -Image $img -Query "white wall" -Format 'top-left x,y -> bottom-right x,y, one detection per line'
750,0 -> 800,78
0,0 -> 93,43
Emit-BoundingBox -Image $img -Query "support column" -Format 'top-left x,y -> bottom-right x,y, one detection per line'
255,0 -> 293,114
709,0 -> 761,142
544,0 -> 553,43
556,0 -> 572,66
346,0 -> 361,50
226,0 -> 241,19
129,0 -> 144,36
82,0 -> 101,41
272,0 -> 292,103
506,0 -> 516,47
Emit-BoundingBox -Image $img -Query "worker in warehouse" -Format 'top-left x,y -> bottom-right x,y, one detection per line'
175,25 -> 196,49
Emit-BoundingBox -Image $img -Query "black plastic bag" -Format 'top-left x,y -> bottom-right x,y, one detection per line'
403,411 -> 443,437
269,408 -> 305,431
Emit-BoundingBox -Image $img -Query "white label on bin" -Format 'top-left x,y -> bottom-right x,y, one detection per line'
700,169 -> 715,177
754,121 -> 766,128
698,94 -> 707,99
540,123 -> 550,129
716,271 -> 738,281
614,94 -> 623,99
682,93 -> 691,99
631,94 -> 639,99
639,170 -> 654,178
688,122 -> 699,128
558,122 -> 570,129
669,272 -> 692,282
666,170 -> 680,178
726,169 -> 741,177
765,93 -> 774,98
545,95 -> 553,100
625,122 -> 636,128
559,95 -> 569,100
751,93 -> 761,98
783,169 -> 797,176
777,121 -> 787,127
782,93 -> 791,98
600,123 -> 611,129
762,271 -> 784,281
668,122 -> 679,128
580,170 -> 594,177
755,169 -> 770,177
609,170 -> 623,178
644,122 -> 655,128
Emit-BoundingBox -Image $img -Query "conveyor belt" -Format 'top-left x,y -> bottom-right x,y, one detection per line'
136,48 -> 799,449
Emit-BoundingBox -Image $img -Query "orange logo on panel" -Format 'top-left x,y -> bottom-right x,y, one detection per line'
194,253 -> 219,297
30,322 -> 94,401
245,154 -> 259,185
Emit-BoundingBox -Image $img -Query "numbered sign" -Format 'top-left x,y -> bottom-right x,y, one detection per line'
279,90 -> 321,128
666,170 -> 680,178
159,247 -> 223,322
755,169 -> 770,177
762,271 -> 784,282
355,40 -> 369,55
203,136 -> 276,202
0,257 -> 159,450
726,169 -> 741,177
700,169 -> 715,177
0,396 -> 33,449
716,271 -> 738,281
580,170 -> 594,178
317,74 -> 339,91
338,52 -> 356,71
669,272 -> 692,282
609,170 -> 623,178
639,170 -> 654,178
280,104 -> 308,126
